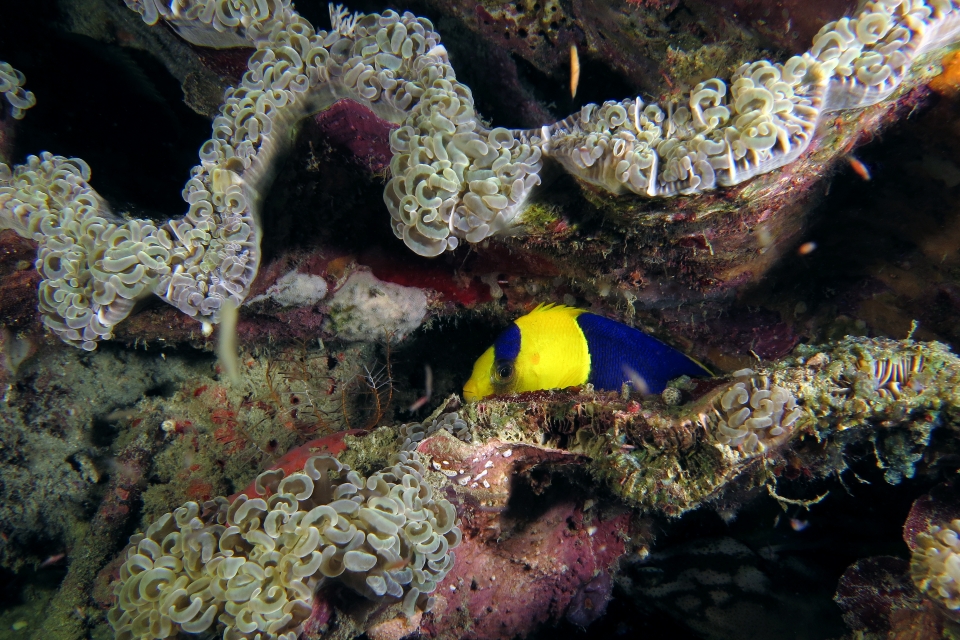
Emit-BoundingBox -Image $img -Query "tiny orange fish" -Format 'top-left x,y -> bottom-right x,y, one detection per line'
570,45 -> 580,99
789,518 -> 809,532
40,553 -> 66,568
797,241 -> 817,256
847,155 -> 871,181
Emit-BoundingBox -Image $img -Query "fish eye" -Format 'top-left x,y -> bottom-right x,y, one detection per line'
493,360 -> 515,384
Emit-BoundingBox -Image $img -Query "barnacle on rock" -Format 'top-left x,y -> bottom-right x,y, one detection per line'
107,452 -> 461,640
661,386 -> 683,406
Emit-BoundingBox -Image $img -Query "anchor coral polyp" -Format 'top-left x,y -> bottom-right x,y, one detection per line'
3,0 -> 960,349
107,452 -> 461,640
911,519 -> 960,611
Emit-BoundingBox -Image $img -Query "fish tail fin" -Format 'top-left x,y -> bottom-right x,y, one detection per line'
686,354 -> 713,376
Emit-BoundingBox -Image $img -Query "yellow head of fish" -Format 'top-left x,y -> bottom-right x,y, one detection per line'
463,304 -> 710,401
463,304 -> 590,402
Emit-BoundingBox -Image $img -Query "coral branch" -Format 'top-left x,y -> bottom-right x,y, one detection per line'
107,452 -> 461,640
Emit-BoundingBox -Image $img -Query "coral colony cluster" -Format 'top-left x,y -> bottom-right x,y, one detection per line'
911,518 -> 960,610
108,452 -> 460,639
1,0 -> 960,350
708,377 -> 802,454
838,485 -> 960,633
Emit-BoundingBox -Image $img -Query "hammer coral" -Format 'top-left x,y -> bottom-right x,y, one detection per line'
2,0 -> 959,348
108,452 -> 461,640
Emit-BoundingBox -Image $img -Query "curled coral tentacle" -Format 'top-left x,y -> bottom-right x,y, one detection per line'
0,61 -> 36,120
108,452 -> 461,640
3,0 -> 960,347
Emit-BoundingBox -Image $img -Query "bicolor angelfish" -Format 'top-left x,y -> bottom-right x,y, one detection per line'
463,304 -> 710,401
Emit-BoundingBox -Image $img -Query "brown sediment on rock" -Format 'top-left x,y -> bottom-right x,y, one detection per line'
0,229 -> 41,330
36,431 -> 162,640
839,483 -> 960,635
835,556 -> 929,635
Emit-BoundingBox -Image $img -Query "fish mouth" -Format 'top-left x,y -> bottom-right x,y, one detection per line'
463,379 -> 479,402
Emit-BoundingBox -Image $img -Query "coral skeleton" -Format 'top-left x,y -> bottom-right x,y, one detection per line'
3,0 -> 960,348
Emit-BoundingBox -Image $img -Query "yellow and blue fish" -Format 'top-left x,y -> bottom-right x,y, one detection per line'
463,304 -> 709,401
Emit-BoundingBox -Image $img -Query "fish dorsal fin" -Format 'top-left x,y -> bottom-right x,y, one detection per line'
527,302 -> 583,317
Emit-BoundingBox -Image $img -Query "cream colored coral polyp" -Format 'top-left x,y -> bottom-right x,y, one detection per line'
3,0 -> 960,348
706,377 -> 803,455
108,452 -> 461,640
0,62 -> 36,119
912,519 -> 960,610
400,411 -> 473,451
